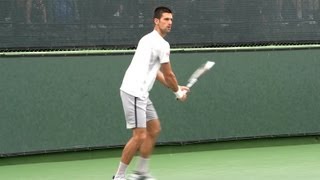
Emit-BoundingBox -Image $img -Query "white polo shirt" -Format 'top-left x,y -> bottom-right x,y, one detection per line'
120,30 -> 170,99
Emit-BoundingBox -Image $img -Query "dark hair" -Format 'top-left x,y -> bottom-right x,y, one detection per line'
153,6 -> 172,19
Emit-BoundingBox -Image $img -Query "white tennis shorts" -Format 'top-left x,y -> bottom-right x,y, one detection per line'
120,90 -> 159,129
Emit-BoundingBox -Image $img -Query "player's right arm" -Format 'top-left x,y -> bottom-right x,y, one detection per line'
158,62 -> 178,91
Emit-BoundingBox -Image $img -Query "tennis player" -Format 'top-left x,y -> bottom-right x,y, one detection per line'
113,6 -> 189,180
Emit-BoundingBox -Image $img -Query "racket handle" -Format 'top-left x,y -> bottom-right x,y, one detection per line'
176,89 -> 188,100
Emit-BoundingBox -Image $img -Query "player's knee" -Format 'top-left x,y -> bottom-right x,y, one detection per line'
149,126 -> 161,138
147,120 -> 161,138
133,131 -> 147,144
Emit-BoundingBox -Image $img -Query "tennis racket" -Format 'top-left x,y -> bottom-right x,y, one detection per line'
186,61 -> 215,89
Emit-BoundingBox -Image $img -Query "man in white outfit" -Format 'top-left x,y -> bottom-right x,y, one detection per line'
113,6 -> 189,180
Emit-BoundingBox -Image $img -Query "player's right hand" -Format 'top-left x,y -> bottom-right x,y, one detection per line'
175,86 -> 189,102
177,93 -> 187,102
180,86 -> 190,93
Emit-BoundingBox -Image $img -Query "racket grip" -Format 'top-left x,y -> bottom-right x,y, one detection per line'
175,89 -> 188,100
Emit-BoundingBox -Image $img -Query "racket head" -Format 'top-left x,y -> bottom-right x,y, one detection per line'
204,61 -> 215,70
187,61 -> 215,88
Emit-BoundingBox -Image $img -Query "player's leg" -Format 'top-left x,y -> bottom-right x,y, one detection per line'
140,119 -> 161,159
121,128 -> 148,164
139,99 -> 161,160
137,119 -> 161,173
128,99 -> 160,180
114,91 -> 148,180
114,128 -> 146,180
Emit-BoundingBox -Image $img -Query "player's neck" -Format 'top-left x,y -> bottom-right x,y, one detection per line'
154,28 -> 167,38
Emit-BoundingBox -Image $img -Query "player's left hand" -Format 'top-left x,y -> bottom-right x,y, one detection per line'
180,86 -> 190,94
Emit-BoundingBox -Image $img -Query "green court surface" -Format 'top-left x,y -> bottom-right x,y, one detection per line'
1,136 -> 320,180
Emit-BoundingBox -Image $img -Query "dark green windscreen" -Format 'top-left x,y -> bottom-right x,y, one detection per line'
1,49 -> 320,156
1,0 -> 320,50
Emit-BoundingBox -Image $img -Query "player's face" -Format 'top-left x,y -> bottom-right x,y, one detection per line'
155,13 -> 173,36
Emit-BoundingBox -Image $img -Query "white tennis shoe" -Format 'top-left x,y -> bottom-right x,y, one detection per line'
128,172 -> 156,180
113,175 -> 126,180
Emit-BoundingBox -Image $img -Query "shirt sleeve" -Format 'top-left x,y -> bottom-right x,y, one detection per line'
159,42 -> 170,64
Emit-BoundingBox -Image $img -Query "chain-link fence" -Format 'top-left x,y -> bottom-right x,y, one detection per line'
1,0 -> 320,50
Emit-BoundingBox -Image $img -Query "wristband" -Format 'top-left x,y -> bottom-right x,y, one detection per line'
174,86 -> 184,99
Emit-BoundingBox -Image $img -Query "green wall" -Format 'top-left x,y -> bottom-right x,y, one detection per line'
1,49 -> 320,155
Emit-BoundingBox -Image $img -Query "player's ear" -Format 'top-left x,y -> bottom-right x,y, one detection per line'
154,18 -> 159,25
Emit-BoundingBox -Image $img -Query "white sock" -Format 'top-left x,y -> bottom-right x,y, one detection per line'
136,157 -> 150,174
115,161 -> 128,177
